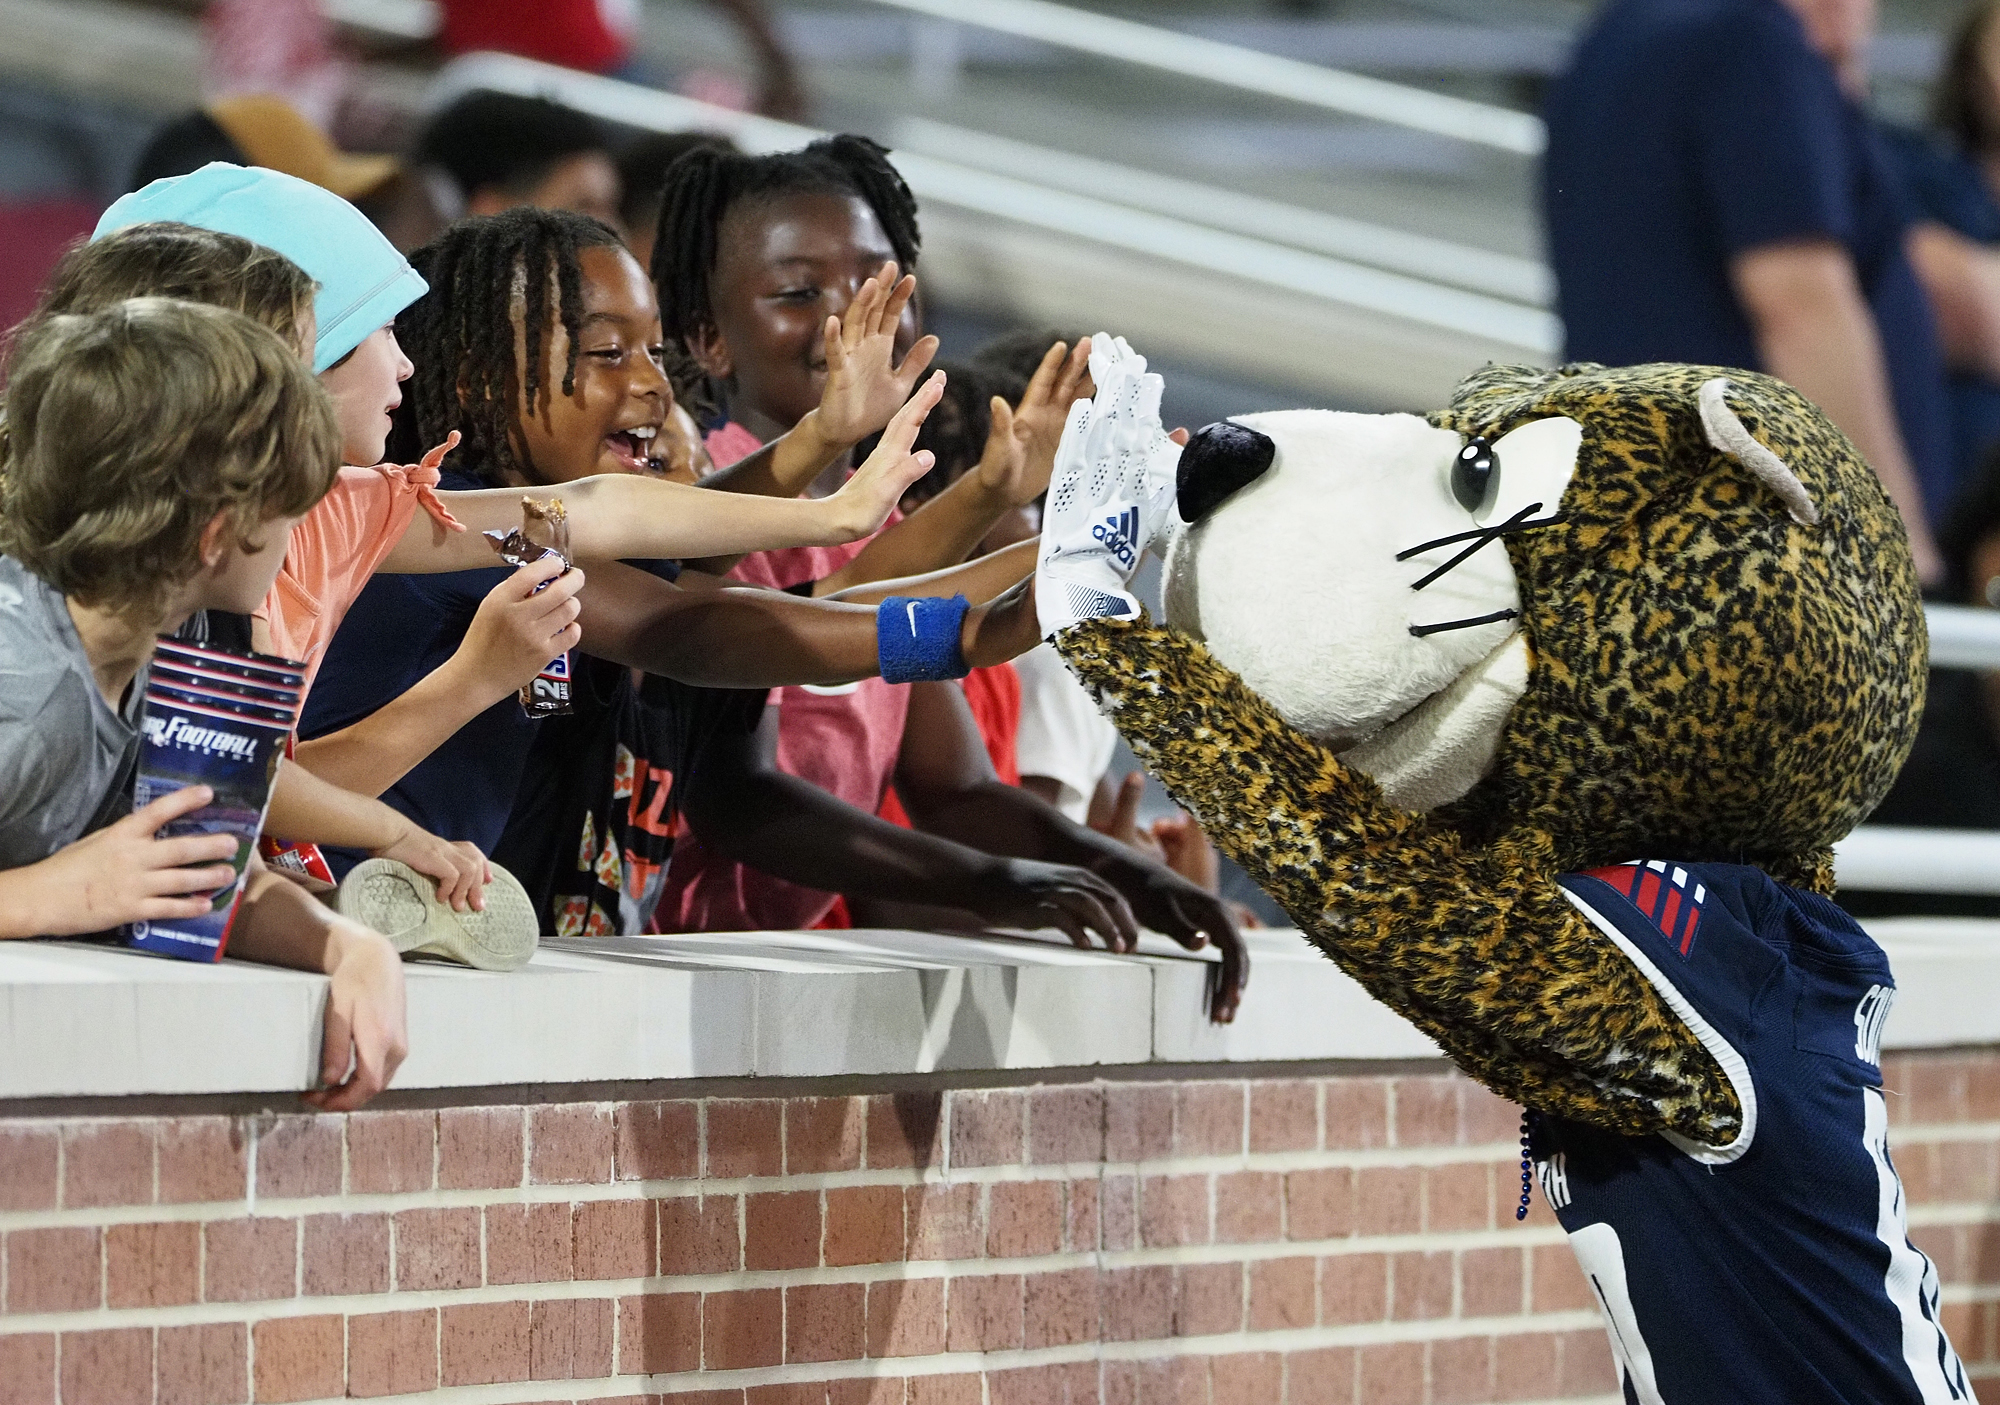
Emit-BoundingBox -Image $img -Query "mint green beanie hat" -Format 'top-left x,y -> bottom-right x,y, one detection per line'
94,162 -> 427,373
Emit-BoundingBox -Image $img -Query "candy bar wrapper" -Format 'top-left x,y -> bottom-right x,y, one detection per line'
127,646 -> 304,962
483,495 -> 573,718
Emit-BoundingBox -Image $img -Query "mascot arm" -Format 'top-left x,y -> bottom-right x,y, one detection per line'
1057,615 -> 1743,1147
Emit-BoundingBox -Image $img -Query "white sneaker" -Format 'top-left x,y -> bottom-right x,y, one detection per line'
336,858 -> 539,972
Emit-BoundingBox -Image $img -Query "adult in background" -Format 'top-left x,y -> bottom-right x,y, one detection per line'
1543,0 -> 1947,581
1884,0 -> 2000,499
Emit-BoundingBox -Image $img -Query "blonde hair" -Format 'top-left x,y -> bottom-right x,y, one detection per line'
0,298 -> 340,616
19,222 -> 316,359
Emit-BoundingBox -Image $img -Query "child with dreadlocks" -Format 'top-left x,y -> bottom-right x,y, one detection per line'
301,205 -> 1052,940
644,135 -> 1247,1020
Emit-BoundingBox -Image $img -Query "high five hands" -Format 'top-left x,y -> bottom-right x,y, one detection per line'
973,337 -> 1095,508
1036,334 -> 1184,638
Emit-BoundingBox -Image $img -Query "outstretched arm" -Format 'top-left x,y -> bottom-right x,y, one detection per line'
379,370 -> 945,574
1053,614 -> 1740,1143
574,562 -> 1042,689
678,707 -> 1138,948
822,539 -> 1035,608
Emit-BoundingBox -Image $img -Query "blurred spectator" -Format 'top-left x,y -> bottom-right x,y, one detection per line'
1884,1 -> 2000,495
202,0 -> 347,130
434,0 -> 806,119
437,0 -> 637,78
618,132 -> 739,269
412,92 -> 621,232
1843,451 -> 2000,918
1543,0 -> 1947,583
129,95 -> 397,202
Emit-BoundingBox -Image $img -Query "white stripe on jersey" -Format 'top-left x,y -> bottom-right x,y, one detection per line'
1561,888 -> 1758,1164
1569,1222 -> 1666,1405
1864,1087 -> 1976,1403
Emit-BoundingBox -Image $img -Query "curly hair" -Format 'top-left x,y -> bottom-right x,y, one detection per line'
0,298 -> 340,617
392,207 -> 627,484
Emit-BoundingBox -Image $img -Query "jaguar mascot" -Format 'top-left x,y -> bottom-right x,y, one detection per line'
1034,339 -> 1968,1404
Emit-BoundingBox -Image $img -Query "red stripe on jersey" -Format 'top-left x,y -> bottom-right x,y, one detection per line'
1636,868 -> 1663,920
1679,905 -> 1701,957
1660,886 -> 1684,941
1583,864 -> 1639,898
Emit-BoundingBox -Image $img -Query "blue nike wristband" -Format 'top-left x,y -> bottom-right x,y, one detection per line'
878,594 -> 971,683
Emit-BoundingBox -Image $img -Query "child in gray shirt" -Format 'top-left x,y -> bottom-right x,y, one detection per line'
0,298 -> 408,1111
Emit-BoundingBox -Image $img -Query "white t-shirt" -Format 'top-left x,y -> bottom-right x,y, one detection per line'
0,556 -> 145,868
1013,642 -> 1118,823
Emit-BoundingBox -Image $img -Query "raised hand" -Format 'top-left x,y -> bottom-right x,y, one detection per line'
1036,333 -> 1181,637
999,337 -> 1093,506
826,369 -> 945,538
816,262 -> 941,447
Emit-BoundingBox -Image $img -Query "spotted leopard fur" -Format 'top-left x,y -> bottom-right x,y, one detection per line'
1057,363 -> 1925,1143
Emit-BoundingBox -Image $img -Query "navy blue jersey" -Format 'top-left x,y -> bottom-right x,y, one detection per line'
1532,861 -> 1971,1404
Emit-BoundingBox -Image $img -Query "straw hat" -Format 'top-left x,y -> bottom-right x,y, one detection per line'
207,94 -> 400,201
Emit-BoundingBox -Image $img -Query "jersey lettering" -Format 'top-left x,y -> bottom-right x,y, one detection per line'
1540,1151 -> 1572,1211
1855,984 -> 1894,1067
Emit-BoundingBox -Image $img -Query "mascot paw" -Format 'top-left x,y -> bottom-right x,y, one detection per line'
1037,333 -> 1180,637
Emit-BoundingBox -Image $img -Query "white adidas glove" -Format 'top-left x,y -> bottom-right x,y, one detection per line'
1036,334 -> 1181,638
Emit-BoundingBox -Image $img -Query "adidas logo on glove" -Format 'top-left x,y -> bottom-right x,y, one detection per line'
1092,506 -> 1142,569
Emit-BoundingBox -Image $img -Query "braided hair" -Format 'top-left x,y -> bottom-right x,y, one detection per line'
392,207 -> 625,484
650,134 -> 921,358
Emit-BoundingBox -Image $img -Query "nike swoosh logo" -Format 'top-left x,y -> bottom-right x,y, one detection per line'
907,601 -> 921,631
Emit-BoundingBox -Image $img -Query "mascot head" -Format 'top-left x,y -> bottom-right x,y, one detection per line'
1160,362 -> 1926,889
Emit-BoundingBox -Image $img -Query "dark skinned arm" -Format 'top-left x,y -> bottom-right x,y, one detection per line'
822,539 -> 1035,607
574,560 -> 1041,688
889,679 -> 1248,1022
677,704 -> 1138,947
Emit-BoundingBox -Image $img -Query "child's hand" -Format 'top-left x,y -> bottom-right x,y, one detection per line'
969,858 -> 1141,952
8,786 -> 240,936
814,262 -> 940,448
992,337 -> 1092,507
825,370 -> 945,539
302,919 -> 408,1112
454,557 -> 586,708
374,820 -> 490,913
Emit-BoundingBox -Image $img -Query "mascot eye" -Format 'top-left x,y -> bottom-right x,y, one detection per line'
1452,437 -> 1497,512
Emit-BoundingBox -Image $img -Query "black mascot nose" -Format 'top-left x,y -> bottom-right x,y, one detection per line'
1176,421 -> 1276,524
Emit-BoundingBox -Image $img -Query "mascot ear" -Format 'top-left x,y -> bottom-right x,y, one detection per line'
1698,377 -> 1820,527
1177,420 -> 1277,523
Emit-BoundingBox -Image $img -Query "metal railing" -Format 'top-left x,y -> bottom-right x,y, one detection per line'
431,52 -> 1560,355
858,0 -> 1546,157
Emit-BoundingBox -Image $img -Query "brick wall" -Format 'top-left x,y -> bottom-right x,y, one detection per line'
0,1052 -> 1994,1405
